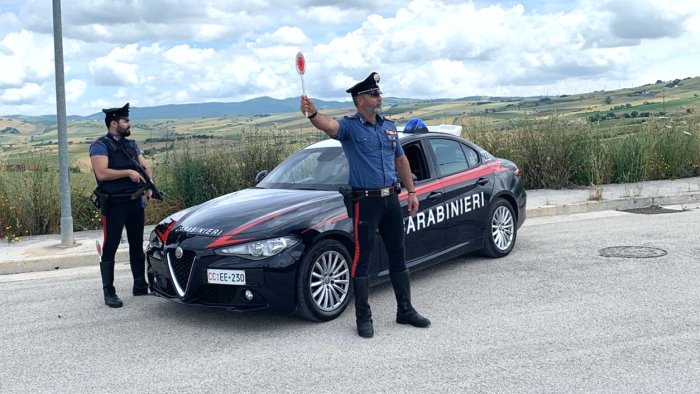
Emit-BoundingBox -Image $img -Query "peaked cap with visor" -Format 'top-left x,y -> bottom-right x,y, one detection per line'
346,72 -> 382,97
102,103 -> 130,128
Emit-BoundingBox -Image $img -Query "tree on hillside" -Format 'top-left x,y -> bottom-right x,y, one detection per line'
604,96 -> 613,105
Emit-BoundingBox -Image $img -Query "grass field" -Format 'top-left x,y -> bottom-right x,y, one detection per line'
3,76 -> 699,166
1,76 -> 699,238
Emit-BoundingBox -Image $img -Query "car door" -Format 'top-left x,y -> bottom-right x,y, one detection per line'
391,139 -> 447,270
426,137 -> 495,251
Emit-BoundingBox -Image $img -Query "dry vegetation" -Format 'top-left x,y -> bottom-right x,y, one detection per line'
1,77 -> 699,239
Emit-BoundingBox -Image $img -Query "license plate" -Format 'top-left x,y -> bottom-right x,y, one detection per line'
207,269 -> 246,285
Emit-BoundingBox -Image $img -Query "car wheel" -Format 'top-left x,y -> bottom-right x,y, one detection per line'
295,239 -> 352,321
480,198 -> 517,258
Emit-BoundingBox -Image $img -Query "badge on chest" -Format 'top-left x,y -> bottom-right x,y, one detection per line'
385,129 -> 397,149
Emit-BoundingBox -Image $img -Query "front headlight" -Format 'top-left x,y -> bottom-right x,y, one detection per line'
148,230 -> 163,249
215,236 -> 300,260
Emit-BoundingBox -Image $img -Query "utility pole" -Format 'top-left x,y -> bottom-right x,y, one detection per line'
662,89 -> 666,112
52,0 -> 74,247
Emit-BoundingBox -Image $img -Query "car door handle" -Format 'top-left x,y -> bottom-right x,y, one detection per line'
427,191 -> 443,201
476,177 -> 490,186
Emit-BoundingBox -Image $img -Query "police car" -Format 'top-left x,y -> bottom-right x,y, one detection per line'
146,124 -> 527,321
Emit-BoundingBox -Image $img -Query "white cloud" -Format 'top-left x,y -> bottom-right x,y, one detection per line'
88,45 -> 140,86
164,45 -> 215,66
606,0 -> 686,39
0,10 -> 21,37
65,79 -> 86,103
257,26 -> 308,47
1,0 -> 700,115
1,82 -> 42,104
0,29 -> 54,88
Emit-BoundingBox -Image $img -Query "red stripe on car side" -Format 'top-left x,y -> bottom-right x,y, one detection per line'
440,162 -> 500,189
206,207 -> 298,249
156,220 -> 177,244
302,213 -> 347,233
398,162 -> 507,200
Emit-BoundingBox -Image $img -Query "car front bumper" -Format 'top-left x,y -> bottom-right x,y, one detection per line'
146,242 -> 305,314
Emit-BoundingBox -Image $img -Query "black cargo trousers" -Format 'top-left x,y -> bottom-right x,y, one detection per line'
350,192 -> 406,278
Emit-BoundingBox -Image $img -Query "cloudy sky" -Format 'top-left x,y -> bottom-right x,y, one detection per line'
0,0 -> 698,116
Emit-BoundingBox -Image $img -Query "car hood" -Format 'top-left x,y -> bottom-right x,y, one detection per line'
166,187 -> 342,244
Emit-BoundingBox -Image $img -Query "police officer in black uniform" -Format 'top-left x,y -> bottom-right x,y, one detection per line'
300,72 -> 430,338
89,103 -> 153,308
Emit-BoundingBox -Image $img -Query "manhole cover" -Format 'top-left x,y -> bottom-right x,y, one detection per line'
599,246 -> 667,258
620,204 -> 683,215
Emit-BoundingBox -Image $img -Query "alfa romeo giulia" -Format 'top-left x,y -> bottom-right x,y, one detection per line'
146,124 -> 526,321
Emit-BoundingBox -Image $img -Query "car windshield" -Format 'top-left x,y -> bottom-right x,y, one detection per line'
256,146 -> 349,191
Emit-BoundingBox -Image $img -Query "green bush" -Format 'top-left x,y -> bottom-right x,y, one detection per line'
464,115 -> 700,189
157,131 -> 296,212
2,119 -> 700,237
0,158 -> 60,240
70,178 -> 102,232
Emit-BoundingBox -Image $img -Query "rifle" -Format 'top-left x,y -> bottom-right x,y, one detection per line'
119,142 -> 163,201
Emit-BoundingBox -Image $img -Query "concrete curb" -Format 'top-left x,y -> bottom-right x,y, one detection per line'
526,191 -> 700,217
1,249 -> 131,275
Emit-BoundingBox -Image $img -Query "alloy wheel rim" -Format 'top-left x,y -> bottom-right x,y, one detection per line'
310,250 -> 350,312
491,206 -> 514,251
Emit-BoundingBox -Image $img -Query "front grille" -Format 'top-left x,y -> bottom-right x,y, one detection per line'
196,284 -> 239,305
151,274 -> 177,297
168,250 -> 196,296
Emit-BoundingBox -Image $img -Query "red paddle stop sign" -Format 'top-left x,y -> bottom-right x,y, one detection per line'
296,52 -> 306,75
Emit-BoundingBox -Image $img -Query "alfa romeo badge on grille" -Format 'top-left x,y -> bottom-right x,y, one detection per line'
175,247 -> 184,259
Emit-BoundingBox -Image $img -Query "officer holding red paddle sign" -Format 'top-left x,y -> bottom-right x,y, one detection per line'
300,71 -> 430,338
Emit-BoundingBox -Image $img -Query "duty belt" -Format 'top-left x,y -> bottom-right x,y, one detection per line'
109,191 -> 143,202
352,186 -> 397,198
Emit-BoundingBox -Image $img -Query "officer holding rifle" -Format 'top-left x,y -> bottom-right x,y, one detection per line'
89,103 -> 157,308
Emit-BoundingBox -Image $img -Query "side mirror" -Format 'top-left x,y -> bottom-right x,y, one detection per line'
255,170 -> 269,184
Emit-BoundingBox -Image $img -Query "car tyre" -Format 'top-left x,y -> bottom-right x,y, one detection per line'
480,198 -> 517,258
295,239 -> 353,322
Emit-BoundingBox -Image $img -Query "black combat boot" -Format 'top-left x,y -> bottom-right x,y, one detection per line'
103,287 -> 123,308
100,261 -> 123,308
353,276 -> 374,338
390,270 -> 430,327
131,252 -> 149,296
132,278 -> 149,296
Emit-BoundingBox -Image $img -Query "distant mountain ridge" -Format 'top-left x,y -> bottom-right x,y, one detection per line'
95,97 -> 357,120
4,95 -> 497,122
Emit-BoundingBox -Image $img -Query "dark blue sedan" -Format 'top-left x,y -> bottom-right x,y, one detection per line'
146,125 -> 526,321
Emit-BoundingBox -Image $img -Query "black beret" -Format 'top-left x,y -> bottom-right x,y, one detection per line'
102,102 -> 130,123
346,72 -> 382,97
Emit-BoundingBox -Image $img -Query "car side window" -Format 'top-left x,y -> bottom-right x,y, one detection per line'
402,142 -> 430,182
429,139 -> 470,177
462,144 -> 479,168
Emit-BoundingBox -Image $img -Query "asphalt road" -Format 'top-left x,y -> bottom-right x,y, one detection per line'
1,207 -> 699,393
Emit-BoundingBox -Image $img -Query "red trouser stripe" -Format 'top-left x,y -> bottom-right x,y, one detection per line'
101,215 -> 107,249
351,199 -> 361,278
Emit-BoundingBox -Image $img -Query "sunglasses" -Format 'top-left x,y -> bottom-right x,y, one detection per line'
357,89 -> 382,97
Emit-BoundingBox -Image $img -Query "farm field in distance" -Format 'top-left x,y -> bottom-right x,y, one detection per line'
1,75 -> 699,172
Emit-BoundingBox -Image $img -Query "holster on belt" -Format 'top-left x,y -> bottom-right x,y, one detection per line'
90,187 -> 109,209
339,187 -> 354,218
